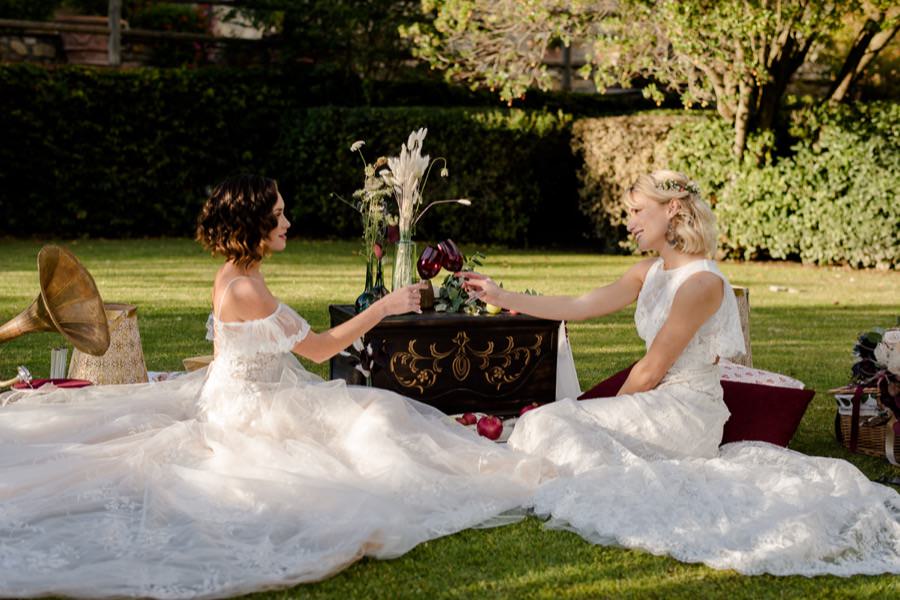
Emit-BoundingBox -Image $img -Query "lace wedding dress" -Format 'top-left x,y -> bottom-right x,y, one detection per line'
0,297 -> 545,598
509,258 -> 900,576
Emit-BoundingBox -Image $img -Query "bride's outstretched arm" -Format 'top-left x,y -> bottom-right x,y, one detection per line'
617,272 -> 724,395
293,282 -> 428,364
460,258 -> 655,322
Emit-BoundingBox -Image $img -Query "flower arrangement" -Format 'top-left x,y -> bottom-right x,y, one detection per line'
338,129 -> 471,300
374,128 -> 470,289
381,128 -> 470,237
654,179 -> 700,195
851,325 -> 900,430
334,142 -> 393,312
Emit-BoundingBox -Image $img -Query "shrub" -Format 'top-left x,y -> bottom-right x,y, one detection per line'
0,0 -> 61,21
0,65 -> 583,246
667,103 -> 899,268
788,102 -> 899,268
571,112 -> 698,251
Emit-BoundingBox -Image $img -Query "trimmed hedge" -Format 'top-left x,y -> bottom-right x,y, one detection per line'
274,107 -> 581,246
0,65 -> 582,246
0,64 -> 312,237
573,104 -> 899,268
572,112 -> 697,252
667,103 -> 900,268
1,63 -> 896,267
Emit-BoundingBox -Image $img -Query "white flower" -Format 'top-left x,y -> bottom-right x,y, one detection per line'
440,167 -> 449,177
889,354 -> 900,377
875,342 -> 900,377
350,140 -> 365,152
882,329 -> 900,347
387,127 -> 430,226
457,199 -> 471,206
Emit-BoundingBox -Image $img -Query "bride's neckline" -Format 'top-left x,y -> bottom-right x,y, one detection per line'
658,257 -> 709,273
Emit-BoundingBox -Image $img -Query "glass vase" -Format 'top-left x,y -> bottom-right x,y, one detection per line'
372,255 -> 388,300
355,253 -> 389,314
355,258 -> 375,314
392,234 -> 417,291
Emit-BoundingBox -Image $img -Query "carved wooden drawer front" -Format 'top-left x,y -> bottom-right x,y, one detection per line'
329,305 -> 559,416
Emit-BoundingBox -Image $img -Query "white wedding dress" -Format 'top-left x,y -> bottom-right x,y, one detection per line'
509,258 -> 900,576
0,296 -> 545,599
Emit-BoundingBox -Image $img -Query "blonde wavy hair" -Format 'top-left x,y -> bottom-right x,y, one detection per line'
624,169 -> 717,257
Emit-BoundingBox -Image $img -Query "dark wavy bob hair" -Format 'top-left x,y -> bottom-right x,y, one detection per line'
196,174 -> 280,268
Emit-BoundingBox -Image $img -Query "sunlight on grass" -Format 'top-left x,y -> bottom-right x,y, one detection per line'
1,238 -> 899,598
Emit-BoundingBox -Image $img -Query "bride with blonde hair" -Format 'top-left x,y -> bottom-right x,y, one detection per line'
464,169 -> 900,576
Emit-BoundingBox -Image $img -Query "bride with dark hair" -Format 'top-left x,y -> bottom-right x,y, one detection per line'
0,174 -> 545,599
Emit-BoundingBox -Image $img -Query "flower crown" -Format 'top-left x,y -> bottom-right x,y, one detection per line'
655,179 -> 700,195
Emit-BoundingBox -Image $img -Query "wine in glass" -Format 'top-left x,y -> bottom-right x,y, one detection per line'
438,239 -> 464,272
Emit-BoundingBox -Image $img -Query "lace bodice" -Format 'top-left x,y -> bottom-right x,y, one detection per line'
207,303 -> 310,381
635,258 -> 745,373
201,303 -> 311,429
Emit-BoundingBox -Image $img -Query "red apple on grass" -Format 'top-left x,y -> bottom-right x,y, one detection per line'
455,412 -> 477,426
476,415 -> 503,440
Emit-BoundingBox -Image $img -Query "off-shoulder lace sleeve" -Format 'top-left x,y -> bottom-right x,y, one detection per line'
206,313 -> 215,342
271,304 -> 311,352
213,304 -> 311,355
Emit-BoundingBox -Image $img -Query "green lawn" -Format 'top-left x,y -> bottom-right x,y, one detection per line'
1,238 -> 899,599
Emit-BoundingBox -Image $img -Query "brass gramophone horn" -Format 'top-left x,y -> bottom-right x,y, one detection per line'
0,245 -> 110,356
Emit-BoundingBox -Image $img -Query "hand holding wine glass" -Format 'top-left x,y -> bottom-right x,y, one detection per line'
459,272 -> 504,306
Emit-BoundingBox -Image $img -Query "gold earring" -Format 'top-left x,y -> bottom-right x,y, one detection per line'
665,221 -> 680,248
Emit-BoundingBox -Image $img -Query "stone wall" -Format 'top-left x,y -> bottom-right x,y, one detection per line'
1,33 -> 63,64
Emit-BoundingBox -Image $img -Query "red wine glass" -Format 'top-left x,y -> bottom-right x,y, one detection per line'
438,239 -> 463,272
417,245 -> 444,280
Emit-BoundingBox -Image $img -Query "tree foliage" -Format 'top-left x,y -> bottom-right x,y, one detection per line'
406,0 -> 898,159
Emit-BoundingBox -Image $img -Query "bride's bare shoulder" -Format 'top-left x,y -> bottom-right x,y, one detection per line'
214,276 -> 278,322
625,257 -> 659,283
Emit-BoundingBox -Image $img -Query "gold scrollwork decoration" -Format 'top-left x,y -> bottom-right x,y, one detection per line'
389,330 -> 544,392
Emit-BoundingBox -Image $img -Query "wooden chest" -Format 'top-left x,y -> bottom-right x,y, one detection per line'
328,305 -> 560,416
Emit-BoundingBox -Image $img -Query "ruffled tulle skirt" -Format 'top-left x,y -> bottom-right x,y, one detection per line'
0,359 -> 545,599
508,373 -> 900,576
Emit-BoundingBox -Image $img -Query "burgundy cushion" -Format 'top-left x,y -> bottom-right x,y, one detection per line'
578,364 -> 815,447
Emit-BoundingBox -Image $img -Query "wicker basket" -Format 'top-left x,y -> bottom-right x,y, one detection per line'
68,303 -> 148,385
832,385 -> 899,465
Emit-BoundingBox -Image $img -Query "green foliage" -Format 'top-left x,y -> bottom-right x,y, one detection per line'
1,63 -> 894,266
667,102 -> 900,268
128,2 -> 209,32
61,0 -> 107,15
572,112 -> 695,252
435,250 -> 485,313
128,2 -> 213,67
0,64 -> 294,237
281,0 -> 422,86
0,0 -> 61,20
274,106 -> 581,246
0,65 -> 582,246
